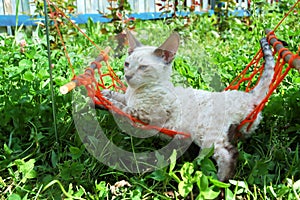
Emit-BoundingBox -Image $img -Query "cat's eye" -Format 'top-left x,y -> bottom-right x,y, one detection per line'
124,62 -> 129,68
138,65 -> 148,70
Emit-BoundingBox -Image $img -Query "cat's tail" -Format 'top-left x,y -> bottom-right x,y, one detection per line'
251,38 -> 275,102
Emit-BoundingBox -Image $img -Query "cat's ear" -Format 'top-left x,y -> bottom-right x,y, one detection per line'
126,30 -> 143,54
153,32 -> 180,64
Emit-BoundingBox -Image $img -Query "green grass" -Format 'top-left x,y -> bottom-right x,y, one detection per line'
0,1 -> 300,199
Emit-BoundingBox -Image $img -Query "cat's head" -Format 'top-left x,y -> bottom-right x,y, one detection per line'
123,31 -> 180,89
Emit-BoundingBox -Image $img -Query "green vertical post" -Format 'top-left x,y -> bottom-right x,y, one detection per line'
43,0 -> 59,144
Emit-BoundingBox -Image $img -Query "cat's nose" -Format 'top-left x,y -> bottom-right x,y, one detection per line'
125,75 -> 133,81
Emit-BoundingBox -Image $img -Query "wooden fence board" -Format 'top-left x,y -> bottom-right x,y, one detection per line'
203,0 -> 209,10
4,0 -> 12,14
129,0 -> 138,12
10,0 -> 16,14
86,0 -> 98,13
147,0 -> 155,12
85,0 -> 91,13
98,0 -> 104,13
0,0 -> 4,14
21,0 -> 30,14
29,0 -> 36,15
91,0 -> 98,13
76,0 -> 85,14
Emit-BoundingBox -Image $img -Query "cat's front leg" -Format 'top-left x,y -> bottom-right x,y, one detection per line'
101,89 -> 126,104
101,90 -> 151,124
101,89 -> 127,110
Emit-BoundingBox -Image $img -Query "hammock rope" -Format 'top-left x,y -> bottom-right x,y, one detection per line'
53,0 -> 300,138
225,30 -> 300,131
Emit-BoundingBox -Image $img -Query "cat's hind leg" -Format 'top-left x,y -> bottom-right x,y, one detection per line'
202,138 -> 238,182
214,140 -> 238,181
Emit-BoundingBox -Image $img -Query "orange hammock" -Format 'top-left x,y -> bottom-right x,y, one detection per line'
60,30 -> 300,138
55,0 -> 300,138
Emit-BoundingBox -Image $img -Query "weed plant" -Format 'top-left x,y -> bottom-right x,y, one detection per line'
0,0 -> 299,199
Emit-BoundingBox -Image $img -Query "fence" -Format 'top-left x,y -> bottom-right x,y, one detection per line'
0,0 -> 251,15
0,0 -> 252,34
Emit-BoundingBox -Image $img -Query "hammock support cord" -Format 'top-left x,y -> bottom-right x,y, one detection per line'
60,47 -> 112,94
266,30 -> 300,72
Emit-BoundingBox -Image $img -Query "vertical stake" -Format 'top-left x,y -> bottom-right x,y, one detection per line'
43,0 -> 59,144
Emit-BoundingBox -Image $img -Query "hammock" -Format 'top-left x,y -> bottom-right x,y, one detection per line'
56,1 -> 300,139
59,30 -> 300,138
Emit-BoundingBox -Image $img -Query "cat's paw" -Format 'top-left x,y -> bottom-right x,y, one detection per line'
101,89 -> 113,99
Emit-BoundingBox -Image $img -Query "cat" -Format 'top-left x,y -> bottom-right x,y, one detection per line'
101,31 -> 275,181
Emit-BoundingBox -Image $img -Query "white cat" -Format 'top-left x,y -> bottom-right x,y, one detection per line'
102,31 -> 274,181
